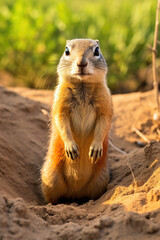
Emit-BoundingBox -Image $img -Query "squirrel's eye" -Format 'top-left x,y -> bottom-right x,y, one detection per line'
94,47 -> 100,57
65,47 -> 70,56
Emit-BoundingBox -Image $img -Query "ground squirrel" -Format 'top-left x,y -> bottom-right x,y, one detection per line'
41,39 -> 113,203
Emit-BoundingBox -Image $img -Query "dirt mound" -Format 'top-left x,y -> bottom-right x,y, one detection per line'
0,86 -> 160,240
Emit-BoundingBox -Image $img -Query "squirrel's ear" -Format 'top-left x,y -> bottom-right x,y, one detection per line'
66,40 -> 70,45
95,39 -> 99,45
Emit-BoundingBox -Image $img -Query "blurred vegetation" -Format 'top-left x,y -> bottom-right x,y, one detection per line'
0,0 -> 158,92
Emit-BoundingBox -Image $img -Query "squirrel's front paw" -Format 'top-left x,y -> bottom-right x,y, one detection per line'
89,141 -> 103,164
65,141 -> 80,160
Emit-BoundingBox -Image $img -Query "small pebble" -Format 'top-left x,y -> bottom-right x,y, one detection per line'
147,223 -> 159,234
100,217 -> 114,228
46,208 -> 56,216
86,214 -> 96,220
13,218 -> 30,227
9,226 -> 19,234
111,204 -> 119,211
135,141 -> 146,147
94,217 -> 114,229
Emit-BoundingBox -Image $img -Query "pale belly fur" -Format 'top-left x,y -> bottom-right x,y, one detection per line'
64,103 -> 97,192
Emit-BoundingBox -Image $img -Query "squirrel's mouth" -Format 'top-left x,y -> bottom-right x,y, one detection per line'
74,68 -> 93,76
70,67 -> 93,78
74,73 -> 92,76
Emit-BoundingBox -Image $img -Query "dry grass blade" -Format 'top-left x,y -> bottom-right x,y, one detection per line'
152,0 -> 160,112
109,140 -> 137,187
132,128 -> 150,143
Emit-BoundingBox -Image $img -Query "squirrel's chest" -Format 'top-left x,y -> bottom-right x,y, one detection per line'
67,84 -> 97,136
70,102 -> 96,137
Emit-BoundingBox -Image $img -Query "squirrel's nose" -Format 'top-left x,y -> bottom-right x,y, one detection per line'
77,58 -> 88,67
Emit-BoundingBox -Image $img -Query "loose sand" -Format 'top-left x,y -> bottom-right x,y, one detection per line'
0,86 -> 160,240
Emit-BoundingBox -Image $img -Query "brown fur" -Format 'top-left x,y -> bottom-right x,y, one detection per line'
41,39 -> 113,203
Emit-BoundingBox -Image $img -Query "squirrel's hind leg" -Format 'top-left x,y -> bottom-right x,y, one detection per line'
41,133 -> 67,203
41,162 -> 66,204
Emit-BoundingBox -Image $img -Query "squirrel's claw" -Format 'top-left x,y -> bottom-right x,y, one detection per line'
65,142 -> 79,160
89,142 -> 103,164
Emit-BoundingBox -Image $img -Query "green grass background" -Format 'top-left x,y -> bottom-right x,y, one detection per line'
0,0 -> 158,92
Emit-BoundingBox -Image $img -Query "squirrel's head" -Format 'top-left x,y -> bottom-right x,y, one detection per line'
57,39 -> 107,83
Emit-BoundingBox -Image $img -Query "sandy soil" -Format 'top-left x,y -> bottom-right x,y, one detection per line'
0,85 -> 160,240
